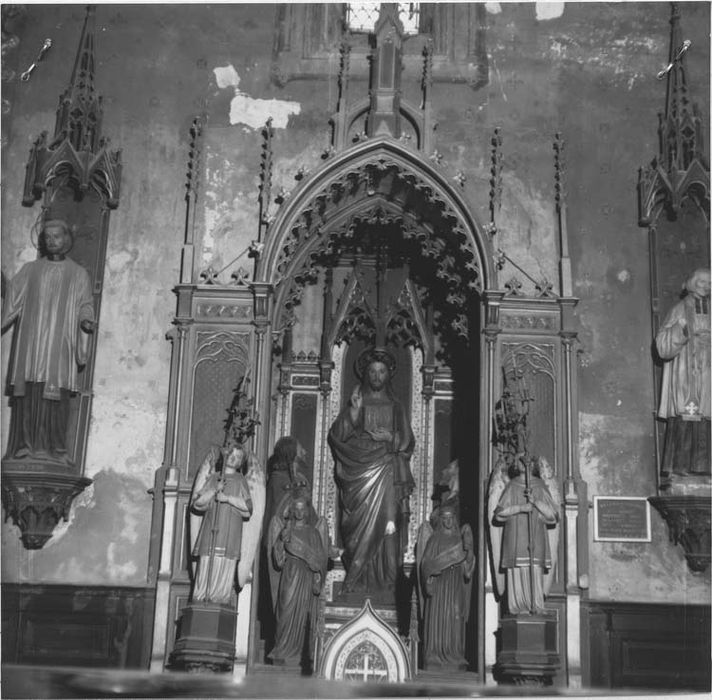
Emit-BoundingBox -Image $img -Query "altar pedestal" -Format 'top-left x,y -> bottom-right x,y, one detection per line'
495,613 -> 559,686
170,603 -> 237,673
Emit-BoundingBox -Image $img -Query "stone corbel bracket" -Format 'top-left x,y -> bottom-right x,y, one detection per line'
1,466 -> 92,549
649,495 -> 711,572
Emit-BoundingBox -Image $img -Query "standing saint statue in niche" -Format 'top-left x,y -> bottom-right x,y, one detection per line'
417,503 -> 475,670
328,347 -> 415,599
1,219 -> 95,463
267,495 -> 329,668
655,267 -> 711,478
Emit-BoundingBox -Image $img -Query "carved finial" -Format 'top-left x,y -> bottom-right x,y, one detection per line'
429,149 -> 444,166
200,266 -> 219,285
453,314 -> 469,339
421,38 -> 434,108
553,132 -> 566,212
231,267 -> 250,286
274,186 -> 291,205
554,130 -> 571,297
186,115 -> 205,202
659,3 -> 699,173
56,5 -> 98,152
489,127 -> 503,228
258,117 -> 275,239
535,278 -> 554,298
337,40 -> 351,104
22,4 -> 121,209
504,276 -> 523,296
638,2 -> 707,225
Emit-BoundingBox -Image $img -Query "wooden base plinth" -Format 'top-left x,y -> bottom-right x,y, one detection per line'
495,613 -> 559,686
169,603 -> 237,673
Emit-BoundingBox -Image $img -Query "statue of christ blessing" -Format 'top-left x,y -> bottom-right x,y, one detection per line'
328,347 -> 415,600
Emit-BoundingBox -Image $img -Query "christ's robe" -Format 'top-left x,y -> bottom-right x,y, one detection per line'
328,391 -> 414,595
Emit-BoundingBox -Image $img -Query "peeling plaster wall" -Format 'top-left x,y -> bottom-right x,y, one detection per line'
1,3 -> 710,604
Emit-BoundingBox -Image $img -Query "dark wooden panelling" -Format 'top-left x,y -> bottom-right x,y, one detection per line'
2,584 -> 155,669
290,392 -> 318,487
583,600 -> 711,691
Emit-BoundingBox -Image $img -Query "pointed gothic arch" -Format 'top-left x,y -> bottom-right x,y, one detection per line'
256,137 -> 496,312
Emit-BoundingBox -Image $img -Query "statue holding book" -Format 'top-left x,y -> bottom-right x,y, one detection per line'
328,347 -> 414,599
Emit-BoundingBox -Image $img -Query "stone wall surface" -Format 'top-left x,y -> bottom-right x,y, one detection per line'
1,3 -> 709,602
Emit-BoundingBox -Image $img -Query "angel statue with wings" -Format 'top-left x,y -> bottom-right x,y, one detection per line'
487,372 -> 560,616
416,502 -> 475,670
189,377 -> 265,605
489,456 -> 559,615
267,494 -> 329,668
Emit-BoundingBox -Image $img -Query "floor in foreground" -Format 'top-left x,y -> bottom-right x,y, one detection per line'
3,664 -> 704,700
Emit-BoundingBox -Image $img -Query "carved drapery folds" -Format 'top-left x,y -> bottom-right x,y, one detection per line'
4,6 -> 121,550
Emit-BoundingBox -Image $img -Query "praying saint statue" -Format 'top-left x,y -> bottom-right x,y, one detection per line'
488,456 -> 560,615
267,495 -> 329,668
328,347 -> 414,599
417,504 -> 475,670
655,267 -> 710,478
2,219 -> 95,463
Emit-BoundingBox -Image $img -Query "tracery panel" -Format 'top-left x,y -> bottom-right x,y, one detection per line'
187,331 -> 250,478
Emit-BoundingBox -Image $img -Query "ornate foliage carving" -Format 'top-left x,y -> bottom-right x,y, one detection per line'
269,157 -> 484,297
2,471 -> 92,549
649,496 -> 711,572
196,303 -> 252,320
501,314 -> 556,331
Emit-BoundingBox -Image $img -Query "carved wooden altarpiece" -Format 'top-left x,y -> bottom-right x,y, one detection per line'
148,5 -> 586,686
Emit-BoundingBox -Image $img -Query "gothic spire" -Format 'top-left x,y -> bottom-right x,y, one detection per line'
54,5 -> 102,153
659,2 -> 703,173
23,4 -> 121,209
637,1 -> 709,225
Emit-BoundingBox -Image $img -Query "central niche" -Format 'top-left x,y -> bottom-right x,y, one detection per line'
259,214 -> 482,665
